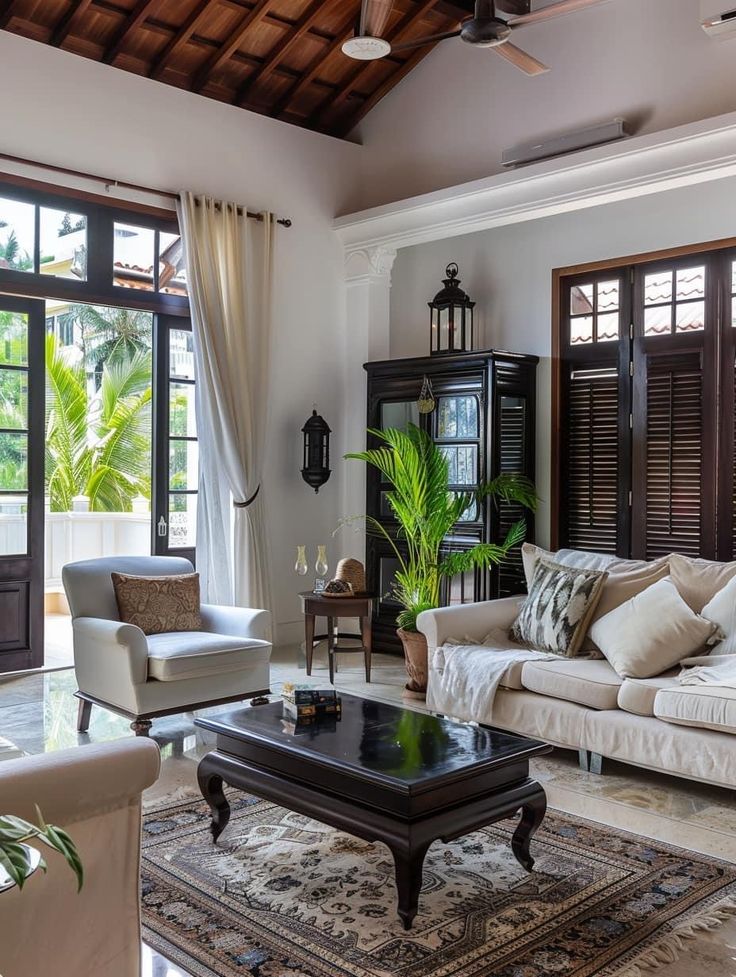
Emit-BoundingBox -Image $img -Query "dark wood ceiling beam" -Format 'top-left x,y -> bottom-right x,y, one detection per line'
50,0 -> 95,44
102,0 -> 164,64
0,0 -> 23,30
333,44 -> 435,138
191,0 -> 273,92
234,0 -> 343,106
310,0 -> 448,127
149,0 -> 215,79
271,3 -> 361,120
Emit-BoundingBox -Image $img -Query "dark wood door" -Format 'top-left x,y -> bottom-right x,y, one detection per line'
152,314 -> 197,565
0,296 -> 45,672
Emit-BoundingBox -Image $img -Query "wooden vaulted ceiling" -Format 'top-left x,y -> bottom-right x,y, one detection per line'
0,0 -> 493,138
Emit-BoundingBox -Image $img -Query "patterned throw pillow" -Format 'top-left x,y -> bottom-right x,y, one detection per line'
111,572 -> 202,635
510,557 -> 607,657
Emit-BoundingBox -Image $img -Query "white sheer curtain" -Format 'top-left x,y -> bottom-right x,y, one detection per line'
177,192 -> 273,611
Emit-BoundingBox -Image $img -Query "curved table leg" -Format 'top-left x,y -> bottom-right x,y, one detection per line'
197,754 -> 231,843
511,788 -> 547,872
391,843 -> 430,930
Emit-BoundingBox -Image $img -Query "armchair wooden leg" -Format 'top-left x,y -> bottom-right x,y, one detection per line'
131,719 -> 152,736
77,698 -> 92,733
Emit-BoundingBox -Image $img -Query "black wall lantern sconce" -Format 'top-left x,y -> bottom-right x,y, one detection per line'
429,262 -> 475,354
301,408 -> 331,493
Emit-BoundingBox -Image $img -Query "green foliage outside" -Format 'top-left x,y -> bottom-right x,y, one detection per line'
346,424 -> 538,632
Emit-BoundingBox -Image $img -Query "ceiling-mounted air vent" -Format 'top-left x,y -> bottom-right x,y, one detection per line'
701,0 -> 736,37
501,118 -> 628,167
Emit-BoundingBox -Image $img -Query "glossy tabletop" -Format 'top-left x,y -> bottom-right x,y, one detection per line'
195,693 -> 549,791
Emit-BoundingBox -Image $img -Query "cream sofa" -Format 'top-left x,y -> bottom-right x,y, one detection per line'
0,738 -> 160,977
417,551 -> 736,790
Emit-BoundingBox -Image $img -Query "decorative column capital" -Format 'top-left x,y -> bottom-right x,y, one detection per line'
344,246 -> 398,285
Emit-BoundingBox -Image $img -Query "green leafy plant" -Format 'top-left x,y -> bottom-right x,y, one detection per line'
0,806 -> 83,892
346,424 -> 537,632
45,333 -> 152,511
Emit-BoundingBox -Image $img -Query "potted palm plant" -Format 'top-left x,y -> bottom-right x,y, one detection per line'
346,424 -> 536,696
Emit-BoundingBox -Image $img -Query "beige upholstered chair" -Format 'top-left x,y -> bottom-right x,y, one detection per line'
0,738 -> 160,977
63,556 -> 272,735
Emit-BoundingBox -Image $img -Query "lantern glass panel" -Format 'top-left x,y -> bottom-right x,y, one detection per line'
439,307 -> 450,352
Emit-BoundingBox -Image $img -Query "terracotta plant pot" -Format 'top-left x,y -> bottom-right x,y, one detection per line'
397,627 -> 428,699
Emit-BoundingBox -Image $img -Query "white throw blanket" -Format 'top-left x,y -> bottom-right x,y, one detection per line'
679,653 -> 736,688
426,626 -> 558,721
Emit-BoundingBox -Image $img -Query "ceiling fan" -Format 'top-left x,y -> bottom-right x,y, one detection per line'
341,0 -> 609,75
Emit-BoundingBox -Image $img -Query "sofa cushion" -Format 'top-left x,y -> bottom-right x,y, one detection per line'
112,572 -> 202,635
511,557 -> 607,657
588,578 -> 718,678
700,574 -> 736,654
654,685 -> 736,735
669,553 -> 736,613
617,672 -> 679,717
583,563 -> 671,654
521,658 -> 622,710
146,631 -> 271,681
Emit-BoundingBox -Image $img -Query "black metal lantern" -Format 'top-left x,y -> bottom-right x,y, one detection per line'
429,262 -> 475,354
301,409 -> 331,493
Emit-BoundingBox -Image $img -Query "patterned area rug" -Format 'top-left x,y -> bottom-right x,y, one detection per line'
141,793 -> 736,977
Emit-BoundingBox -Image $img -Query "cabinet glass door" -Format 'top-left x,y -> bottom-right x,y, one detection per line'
435,394 -> 481,523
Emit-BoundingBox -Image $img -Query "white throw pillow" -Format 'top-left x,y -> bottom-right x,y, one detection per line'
701,575 -> 736,655
588,577 -> 719,678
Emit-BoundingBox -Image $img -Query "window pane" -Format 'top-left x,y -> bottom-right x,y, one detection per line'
570,284 -> 593,314
437,397 -> 478,439
596,312 -> 619,342
169,382 -> 196,438
676,266 -> 705,301
158,232 -> 187,296
732,260 -> 736,294
644,305 -> 671,336
169,439 -> 198,491
0,433 -> 27,490
113,223 -> 155,291
440,444 -> 477,485
597,280 -> 620,311
454,494 -> 479,522
0,311 -> 28,366
732,296 -> 736,328
380,400 -> 419,431
170,329 -> 195,380
168,493 -> 196,548
675,301 -> 705,333
39,208 -> 87,280
0,197 -> 35,273
0,495 -> 26,556
570,315 -> 593,345
0,369 -> 28,428
645,271 -> 672,306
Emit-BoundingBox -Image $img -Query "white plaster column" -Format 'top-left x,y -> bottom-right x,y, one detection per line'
339,246 -> 396,561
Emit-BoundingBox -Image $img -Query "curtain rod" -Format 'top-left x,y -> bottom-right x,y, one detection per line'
0,151 -> 293,228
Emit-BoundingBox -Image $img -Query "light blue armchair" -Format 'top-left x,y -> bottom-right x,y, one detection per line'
62,556 -> 272,735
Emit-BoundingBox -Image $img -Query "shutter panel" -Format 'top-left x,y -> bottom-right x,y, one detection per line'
566,365 -> 619,554
497,394 -> 527,595
641,350 -> 704,559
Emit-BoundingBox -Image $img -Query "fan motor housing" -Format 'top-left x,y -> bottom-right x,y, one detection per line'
461,17 -> 512,46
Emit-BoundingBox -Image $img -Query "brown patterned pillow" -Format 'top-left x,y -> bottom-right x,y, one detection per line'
111,572 -> 202,635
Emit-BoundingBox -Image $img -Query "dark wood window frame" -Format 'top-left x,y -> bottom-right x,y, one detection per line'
552,235 -> 736,558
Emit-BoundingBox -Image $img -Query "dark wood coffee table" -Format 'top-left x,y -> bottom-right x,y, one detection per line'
195,694 -> 551,930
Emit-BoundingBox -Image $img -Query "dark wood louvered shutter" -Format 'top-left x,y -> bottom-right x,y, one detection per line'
563,364 -> 620,554
497,393 -> 528,594
632,345 -> 714,559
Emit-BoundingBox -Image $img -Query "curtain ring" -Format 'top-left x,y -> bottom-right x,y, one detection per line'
234,485 -> 260,509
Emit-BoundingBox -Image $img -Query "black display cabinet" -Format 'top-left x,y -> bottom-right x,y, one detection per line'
363,349 -> 538,654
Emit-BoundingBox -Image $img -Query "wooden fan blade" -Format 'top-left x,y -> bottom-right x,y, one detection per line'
508,0 -> 611,27
360,0 -> 395,37
494,41 -> 549,74
391,29 -> 462,52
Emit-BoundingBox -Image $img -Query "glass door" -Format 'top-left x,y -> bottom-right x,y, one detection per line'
0,296 -> 45,671
153,315 -> 197,564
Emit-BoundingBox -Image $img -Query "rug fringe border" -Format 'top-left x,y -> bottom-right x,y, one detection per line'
612,895 -> 736,977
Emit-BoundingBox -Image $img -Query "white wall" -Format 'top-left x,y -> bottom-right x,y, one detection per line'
0,31 -> 360,646
389,175 -> 736,544
347,0 -> 736,211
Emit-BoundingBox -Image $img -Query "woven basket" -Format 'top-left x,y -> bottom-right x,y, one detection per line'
335,558 -> 366,595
